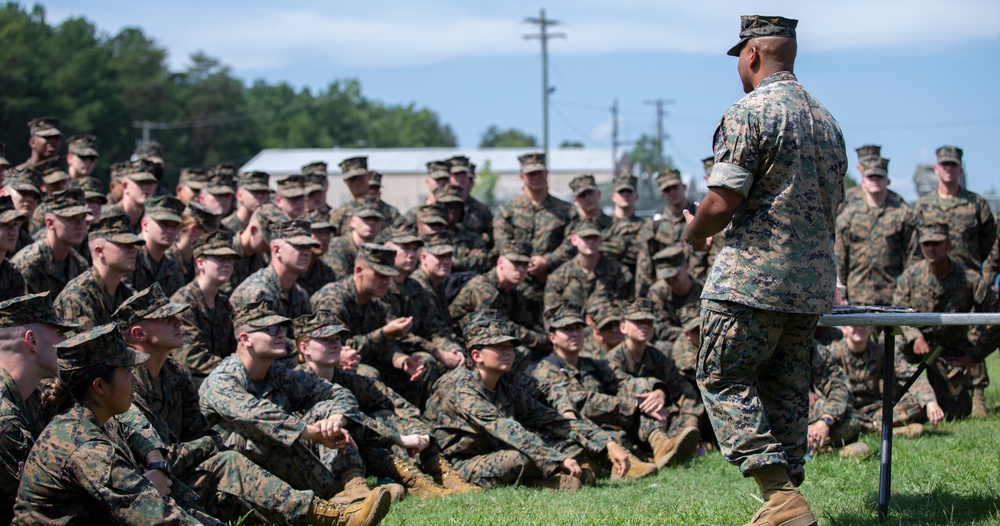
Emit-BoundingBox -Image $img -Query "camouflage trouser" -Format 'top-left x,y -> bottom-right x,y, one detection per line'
452,450 -> 542,489
857,386 -> 929,432
181,450 -> 314,525
697,299 -> 817,483
637,405 -> 697,444
224,406 -> 366,499
927,358 -> 973,419
808,403 -> 861,447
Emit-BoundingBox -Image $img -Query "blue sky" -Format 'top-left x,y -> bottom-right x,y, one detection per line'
42,0 -> 1000,200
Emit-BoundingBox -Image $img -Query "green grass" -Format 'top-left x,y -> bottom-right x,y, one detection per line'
381,353 -> 1000,525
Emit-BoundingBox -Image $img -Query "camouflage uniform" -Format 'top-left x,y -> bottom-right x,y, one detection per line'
542,246 -> 633,314
634,172 -> 697,297
10,239 -> 88,299
600,185 -> 644,284
14,323 -> 221,525
825,338 -> 936,431
892,254 -> 997,419
649,278 -> 703,379
4,167 -> 44,256
450,268 -> 549,358
807,343 -> 860,447
431,366 -> 613,489
0,199 -> 26,301
697,69 -> 846,481
463,196 -> 494,248
229,265 -> 312,361
323,235 -> 362,279
170,281 -> 235,383
687,160 -> 726,283
199,355 -> 364,500
55,266 -> 137,332
328,157 -> 399,236
835,159 -> 918,305
914,190 -> 995,271
0,369 -> 43,523
129,248 -> 186,299
311,277 -> 402,377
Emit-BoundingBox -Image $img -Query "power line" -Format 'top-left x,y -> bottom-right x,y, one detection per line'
644,98 -> 675,169
844,117 -> 1000,131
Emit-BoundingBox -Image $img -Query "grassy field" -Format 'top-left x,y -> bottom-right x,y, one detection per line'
380,353 -> 1000,526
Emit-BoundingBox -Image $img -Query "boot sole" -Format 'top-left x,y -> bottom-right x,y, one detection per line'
777,512 -> 817,526
352,487 -> 392,526
658,427 -> 701,468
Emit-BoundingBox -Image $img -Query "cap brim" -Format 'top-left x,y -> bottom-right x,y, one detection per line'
52,206 -> 90,218
34,129 -> 62,138
476,334 -> 522,348
127,174 -> 158,183
84,193 -> 108,203
102,233 -> 145,245
146,302 -> 189,320
43,175 -> 70,185
342,169 -> 369,179
549,317 -> 586,329
390,234 -> 424,245
450,167 -> 471,175
656,266 -> 680,280
613,184 -> 636,192
574,228 -> 602,238
71,148 -> 99,157
0,210 -> 27,223
504,254 -> 531,264
424,245 -> 454,256
920,235 -> 948,243
247,314 -> 292,328
39,314 -> 78,331
370,263 -> 400,277
206,186 -> 235,195
240,183 -> 271,192
196,247 -> 240,258
521,164 -> 546,174
595,317 -> 621,330
573,185 -> 597,197
937,157 -> 961,165
727,38 -> 748,57
285,236 -> 321,248
438,197 -> 464,205
110,347 -> 150,368
11,184 -> 41,195
147,212 -> 183,223
309,325 -> 349,339
356,212 -> 386,221
277,190 -> 308,198
430,173 -> 451,181
625,313 -> 656,322
419,217 -> 448,226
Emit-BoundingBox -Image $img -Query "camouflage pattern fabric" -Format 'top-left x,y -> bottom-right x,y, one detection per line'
229,265 -> 311,361
0,260 -> 25,301
13,404 -> 221,525
600,215 -> 643,282
807,343 -> 860,447
463,196 -> 494,249
688,229 -> 726,284
328,197 -> 399,237
169,281 -> 235,382
298,256 -> 339,298
915,188 -> 995,270
702,71 -> 846,313
634,202 -> 697,297
127,246 -> 186,298
322,235 -> 360,280
311,277 -> 401,370
835,195 -> 918,305
543,254 -> 633,314
0,369 -> 43,522
11,240 -> 88,298
54,267 -> 136,331
449,271 -> 549,357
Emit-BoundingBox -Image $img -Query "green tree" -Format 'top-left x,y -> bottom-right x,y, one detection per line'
479,125 -> 537,148
627,133 -> 674,175
471,160 -> 500,208
559,140 -> 583,149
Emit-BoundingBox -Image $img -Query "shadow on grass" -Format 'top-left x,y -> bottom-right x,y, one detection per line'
826,491 -> 1000,525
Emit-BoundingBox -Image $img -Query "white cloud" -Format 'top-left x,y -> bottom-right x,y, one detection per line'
44,0 -> 1000,71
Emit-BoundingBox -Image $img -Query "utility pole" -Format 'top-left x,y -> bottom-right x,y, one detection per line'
611,98 -> 619,173
643,98 -> 674,170
523,9 -> 565,160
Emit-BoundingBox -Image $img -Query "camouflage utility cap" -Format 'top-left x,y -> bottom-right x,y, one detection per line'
415,204 -> 447,226
653,245 -> 686,279
359,243 -> 400,277
238,171 -> 271,191
500,240 -> 532,264
919,223 -> 949,243
305,209 -> 334,232
462,310 -> 521,349
89,214 -> 144,245
727,15 -> 798,56
269,219 -> 321,247
339,156 -> 369,179
276,175 -> 308,198
855,144 -> 882,163
656,168 -> 683,191
0,292 -> 76,330
56,323 -> 148,371
544,301 -> 586,330
41,166 -> 70,186
587,301 -> 622,330
421,230 -> 454,256
44,188 -> 89,218
432,184 -> 464,204
935,145 -> 963,165
144,195 -> 184,223
70,177 -> 108,203
612,174 -> 637,193
123,159 -> 159,183
569,174 -> 598,197
518,152 -> 546,173
701,156 -> 715,177
28,117 -> 61,137
304,173 -> 324,194
254,203 -> 289,242
624,298 -> 657,321
134,141 -> 164,163
187,201 -> 223,232
233,299 -> 291,329
66,134 -> 100,157
179,168 -> 210,190
109,161 -> 129,182
113,283 -> 189,328
382,224 -> 423,246
294,311 -> 349,339
448,155 -> 473,175
193,229 -> 239,259
0,196 -> 26,224
368,171 -> 384,188
860,157 -> 889,178
426,161 -> 451,180
206,169 -> 236,195
573,219 -> 603,238
354,198 -> 386,220
5,167 -> 43,195
302,161 -> 328,176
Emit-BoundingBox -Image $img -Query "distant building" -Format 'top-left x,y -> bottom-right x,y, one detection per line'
241,147 -> 624,213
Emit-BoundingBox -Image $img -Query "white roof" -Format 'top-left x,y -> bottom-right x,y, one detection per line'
240,147 -> 617,175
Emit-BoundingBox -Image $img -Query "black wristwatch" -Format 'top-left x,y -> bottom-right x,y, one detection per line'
148,460 -> 172,475
820,417 -> 835,427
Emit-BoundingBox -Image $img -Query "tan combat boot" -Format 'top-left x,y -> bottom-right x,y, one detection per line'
423,453 -> 482,494
649,426 -> 701,469
307,487 -> 391,526
838,442 -> 871,460
336,467 -> 406,504
971,387 -> 987,418
892,423 -> 924,439
390,456 -> 449,498
610,451 -> 658,481
745,464 -> 817,526
526,473 -> 582,493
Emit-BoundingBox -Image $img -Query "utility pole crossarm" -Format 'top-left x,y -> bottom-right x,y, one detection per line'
523,8 -> 565,160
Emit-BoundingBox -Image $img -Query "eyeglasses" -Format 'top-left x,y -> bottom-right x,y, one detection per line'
248,325 -> 288,336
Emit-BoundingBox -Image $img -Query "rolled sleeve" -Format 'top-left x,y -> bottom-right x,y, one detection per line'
707,162 -> 754,199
